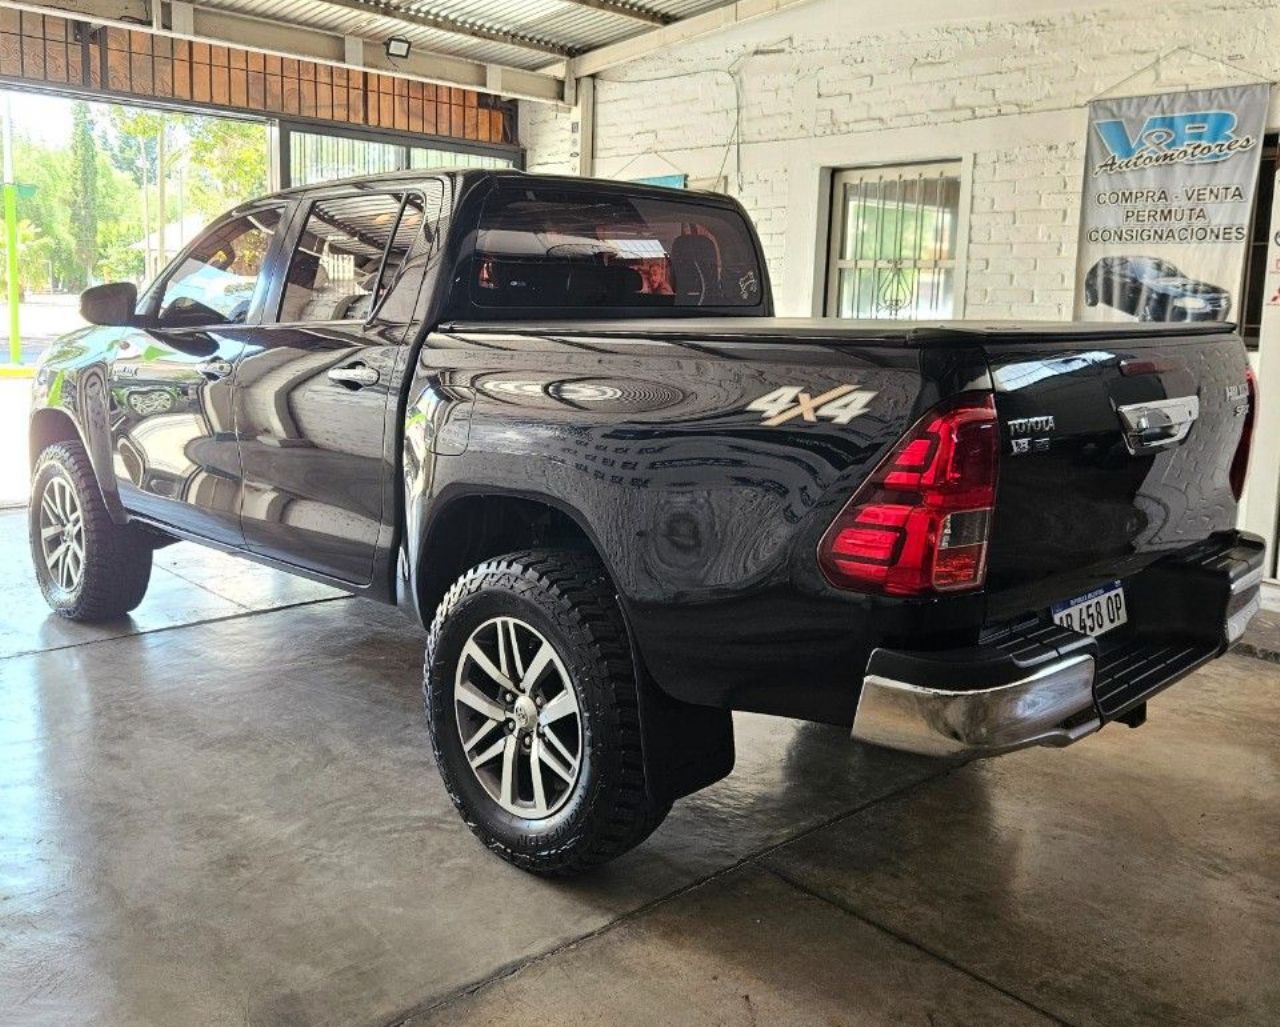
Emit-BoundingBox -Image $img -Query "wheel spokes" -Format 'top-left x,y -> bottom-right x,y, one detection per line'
497,618 -> 526,682
467,732 -> 507,770
454,615 -> 582,820
456,679 -> 507,723
498,735 -> 518,809
529,735 -> 549,816
462,717 -> 502,754
541,725 -> 578,775
520,642 -> 555,694
537,740 -> 576,785
38,477 -> 85,593
538,689 -> 576,726
462,638 -> 515,692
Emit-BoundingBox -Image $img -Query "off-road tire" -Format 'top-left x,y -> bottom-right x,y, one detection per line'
424,548 -> 670,875
29,441 -> 153,621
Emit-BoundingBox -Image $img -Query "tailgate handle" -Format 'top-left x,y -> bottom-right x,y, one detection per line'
1116,396 -> 1199,454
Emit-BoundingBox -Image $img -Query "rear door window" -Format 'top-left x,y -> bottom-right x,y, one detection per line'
278,191 -> 430,324
470,187 -> 765,312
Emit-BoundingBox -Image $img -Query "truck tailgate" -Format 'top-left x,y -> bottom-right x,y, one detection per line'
980,325 -> 1250,622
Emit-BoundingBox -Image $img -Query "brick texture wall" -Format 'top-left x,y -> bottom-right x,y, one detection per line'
521,0 -> 1279,317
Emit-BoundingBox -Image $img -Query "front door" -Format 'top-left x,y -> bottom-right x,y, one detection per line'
235,188 -> 435,585
110,205 -> 288,546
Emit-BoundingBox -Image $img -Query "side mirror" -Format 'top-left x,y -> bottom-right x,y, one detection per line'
80,282 -> 138,327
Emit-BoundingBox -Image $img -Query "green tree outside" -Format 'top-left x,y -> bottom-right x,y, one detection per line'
6,98 -> 268,294
68,101 -> 97,290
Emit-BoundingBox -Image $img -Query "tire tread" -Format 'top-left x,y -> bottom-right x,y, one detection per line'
30,441 -> 152,621
424,548 -> 669,875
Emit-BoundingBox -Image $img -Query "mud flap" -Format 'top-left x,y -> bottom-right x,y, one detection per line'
635,664 -> 735,804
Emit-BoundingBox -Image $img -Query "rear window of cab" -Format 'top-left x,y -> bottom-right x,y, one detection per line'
470,187 -> 765,312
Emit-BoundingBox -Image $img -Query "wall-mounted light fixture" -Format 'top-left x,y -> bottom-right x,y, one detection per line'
385,37 -> 412,60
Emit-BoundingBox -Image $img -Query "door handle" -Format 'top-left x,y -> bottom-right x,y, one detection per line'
327,364 -> 380,389
195,358 -> 234,380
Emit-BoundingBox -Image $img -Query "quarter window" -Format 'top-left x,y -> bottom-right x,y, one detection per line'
826,162 -> 962,319
157,208 -> 284,326
279,192 -> 429,324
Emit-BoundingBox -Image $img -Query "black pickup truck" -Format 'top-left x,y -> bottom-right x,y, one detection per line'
28,170 -> 1262,874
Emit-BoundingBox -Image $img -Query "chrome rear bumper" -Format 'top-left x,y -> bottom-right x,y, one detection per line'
852,653 -> 1100,758
852,533 -> 1264,759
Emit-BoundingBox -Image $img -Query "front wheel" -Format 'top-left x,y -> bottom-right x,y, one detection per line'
424,549 -> 670,875
29,441 -> 154,621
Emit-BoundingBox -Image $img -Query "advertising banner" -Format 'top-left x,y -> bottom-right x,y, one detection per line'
1075,83 -> 1271,323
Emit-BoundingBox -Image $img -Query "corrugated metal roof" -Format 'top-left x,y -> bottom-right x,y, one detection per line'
195,0 -> 738,71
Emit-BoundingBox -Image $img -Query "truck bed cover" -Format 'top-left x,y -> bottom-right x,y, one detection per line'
445,317 -> 1232,345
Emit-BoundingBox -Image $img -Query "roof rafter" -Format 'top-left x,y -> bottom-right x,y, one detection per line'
566,0 -> 813,79
2,0 -> 565,101
556,0 -> 672,28
314,0 -> 575,58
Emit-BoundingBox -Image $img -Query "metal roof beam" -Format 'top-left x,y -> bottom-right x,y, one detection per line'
567,0 -> 814,78
3,0 -> 566,101
314,0 -> 574,59
556,0 -> 671,28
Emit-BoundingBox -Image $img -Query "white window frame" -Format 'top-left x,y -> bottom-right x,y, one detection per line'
824,160 -> 967,320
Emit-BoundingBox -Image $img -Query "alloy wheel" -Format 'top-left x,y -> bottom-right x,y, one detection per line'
453,616 -> 583,819
38,476 -> 85,593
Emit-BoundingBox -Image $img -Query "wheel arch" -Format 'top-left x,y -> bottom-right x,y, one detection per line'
413,489 -> 618,630
28,407 -> 83,470
29,402 -> 127,525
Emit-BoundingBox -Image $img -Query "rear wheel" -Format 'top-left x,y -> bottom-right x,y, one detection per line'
424,549 -> 670,875
29,441 -> 153,621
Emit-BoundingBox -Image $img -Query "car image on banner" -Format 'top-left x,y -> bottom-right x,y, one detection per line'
1074,83 -> 1270,323
1084,255 -> 1232,321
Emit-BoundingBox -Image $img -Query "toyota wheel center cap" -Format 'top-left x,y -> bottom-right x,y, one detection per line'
513,696 -> 537,731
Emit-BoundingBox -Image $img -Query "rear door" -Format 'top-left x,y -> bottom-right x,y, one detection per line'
234,183 -> 441,585
979,323 -> 1250,621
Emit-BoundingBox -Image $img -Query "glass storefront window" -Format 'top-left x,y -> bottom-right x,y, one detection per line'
288,129 -> 514,187
409,147 -> 510,171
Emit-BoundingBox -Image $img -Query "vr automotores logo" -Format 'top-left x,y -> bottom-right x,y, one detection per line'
1092,110 -> 1257,176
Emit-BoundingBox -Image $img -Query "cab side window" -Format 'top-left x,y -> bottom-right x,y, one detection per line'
279,192 -> 427,324
157,208 -> 284,327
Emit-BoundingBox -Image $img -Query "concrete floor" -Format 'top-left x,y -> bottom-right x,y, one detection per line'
2,509 -> 1278,1027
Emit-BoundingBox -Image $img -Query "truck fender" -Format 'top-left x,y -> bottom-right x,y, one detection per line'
30,366 -> 128,526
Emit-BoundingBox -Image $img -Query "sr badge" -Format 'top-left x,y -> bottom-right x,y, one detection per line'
747,385 -> 878,427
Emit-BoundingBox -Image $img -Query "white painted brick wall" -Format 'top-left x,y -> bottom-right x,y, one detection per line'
520,0 -> 1279,318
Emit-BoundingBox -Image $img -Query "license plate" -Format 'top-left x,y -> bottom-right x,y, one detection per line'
1051,581 -> 1128,637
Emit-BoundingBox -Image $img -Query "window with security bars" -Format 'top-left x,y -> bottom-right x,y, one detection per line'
826,162 -> 962,319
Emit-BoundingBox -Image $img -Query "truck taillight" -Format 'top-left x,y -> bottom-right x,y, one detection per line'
1229,367 -> 1256,501
819,393 -> 999,596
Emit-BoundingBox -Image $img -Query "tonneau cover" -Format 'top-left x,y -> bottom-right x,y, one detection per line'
444,317 -> 1234,345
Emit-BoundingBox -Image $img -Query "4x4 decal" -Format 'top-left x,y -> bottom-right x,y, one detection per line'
747,385 -> 878,426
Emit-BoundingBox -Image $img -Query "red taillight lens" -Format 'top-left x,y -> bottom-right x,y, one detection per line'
1229,367 -> 1256,501
819,393 -> 999,596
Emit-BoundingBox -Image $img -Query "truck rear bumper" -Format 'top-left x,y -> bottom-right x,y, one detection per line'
852,532 -> 1264,758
